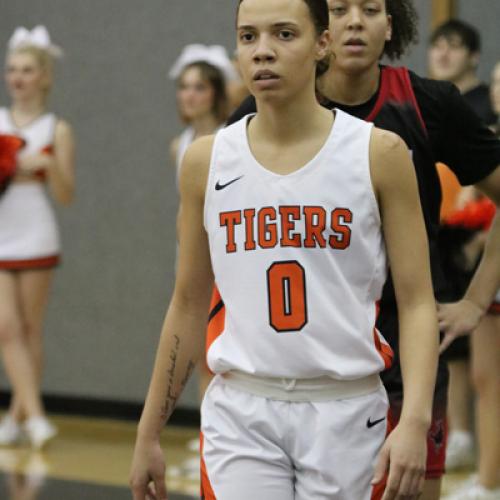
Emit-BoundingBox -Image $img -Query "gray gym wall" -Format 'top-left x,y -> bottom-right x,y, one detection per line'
0,1 -> 498,411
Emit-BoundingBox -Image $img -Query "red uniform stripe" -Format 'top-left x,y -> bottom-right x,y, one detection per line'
0,255 -> 60,270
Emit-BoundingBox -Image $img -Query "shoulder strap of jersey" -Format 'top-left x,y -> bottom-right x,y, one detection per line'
366,66 -> 427,133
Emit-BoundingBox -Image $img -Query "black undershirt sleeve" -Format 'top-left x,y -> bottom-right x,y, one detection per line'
410,72 -> 500,186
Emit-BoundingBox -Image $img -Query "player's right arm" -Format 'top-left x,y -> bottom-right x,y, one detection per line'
130,136 -> 215,500
369,128 -> 439,500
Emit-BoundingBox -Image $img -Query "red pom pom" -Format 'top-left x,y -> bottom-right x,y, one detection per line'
0,134 -> 25,193
444,198 -> 496,231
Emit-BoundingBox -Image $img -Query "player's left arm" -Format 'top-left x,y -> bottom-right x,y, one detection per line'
370,128 -> 439,500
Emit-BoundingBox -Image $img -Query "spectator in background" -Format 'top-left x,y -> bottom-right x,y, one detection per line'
0,26 -> 75,449
169,44 -> 234,185
429,20 -> 496,126
428,19 -> 498,475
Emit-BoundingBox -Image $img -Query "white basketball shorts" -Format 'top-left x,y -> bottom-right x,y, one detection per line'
200,373 -> 389,499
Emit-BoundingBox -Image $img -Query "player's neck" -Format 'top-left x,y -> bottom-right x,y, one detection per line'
318,63 -> 380,106
454,72 -> 481,94
253,87 -> 330,144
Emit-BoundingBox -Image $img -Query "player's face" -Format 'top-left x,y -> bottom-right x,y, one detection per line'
4,52 -> 48,102
236,0 -> 330,103
327,0 -> 392,74
428,35 -> 477,83
177,67 -> 215,122
490,63 -> 500,115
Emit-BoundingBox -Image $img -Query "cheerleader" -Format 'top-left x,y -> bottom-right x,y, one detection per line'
169,44 -> 233,185
0,26 -> 75,448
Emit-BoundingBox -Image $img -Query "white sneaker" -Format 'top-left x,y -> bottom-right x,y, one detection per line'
0,415 -> 23,446
446,430 -> 475,470
24,417 -> 57,450
444,480 -> 500,499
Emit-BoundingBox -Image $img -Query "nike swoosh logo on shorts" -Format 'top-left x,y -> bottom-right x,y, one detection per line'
366,416 -> 386,429
215,175 -> 244,191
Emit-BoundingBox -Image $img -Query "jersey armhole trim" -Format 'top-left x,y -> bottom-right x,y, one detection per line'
203,130 -> 222,231
365,123 -> 382,228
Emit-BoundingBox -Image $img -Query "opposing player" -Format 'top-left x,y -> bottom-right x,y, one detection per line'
130,1 -> 438,499
0,26 -> 75,448
228,1 -> 500,497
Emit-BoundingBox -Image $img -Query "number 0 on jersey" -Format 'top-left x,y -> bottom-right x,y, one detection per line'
267,260 -> 308,332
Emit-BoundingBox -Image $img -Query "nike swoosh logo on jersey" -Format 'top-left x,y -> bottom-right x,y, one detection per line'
215,175 -> 244,191
366,416 -> 386,429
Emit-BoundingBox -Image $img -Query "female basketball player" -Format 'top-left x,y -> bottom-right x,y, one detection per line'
170,58 -> 229,184
0,26 -> 75,448
131,1 -> 438,499
228,2 -> 500,498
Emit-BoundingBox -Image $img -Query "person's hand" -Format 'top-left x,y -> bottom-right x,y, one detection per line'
372,420 -> 427,500
16,154 -> 51,175
437,299 -> 484,353
130,438 -> 168,500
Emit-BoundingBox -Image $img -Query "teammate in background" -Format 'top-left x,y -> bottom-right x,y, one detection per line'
130,0 -> 439,499
225,1 -> 500,498
428,19 -> 498,473
169,45 -> 233,185
0,26 -> 75,448
437,62 -> 500,500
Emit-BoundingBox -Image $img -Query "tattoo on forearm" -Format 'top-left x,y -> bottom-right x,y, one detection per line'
159,335 -> 196,422
181,360 -> 196,388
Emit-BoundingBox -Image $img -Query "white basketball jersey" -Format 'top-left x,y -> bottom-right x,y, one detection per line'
0,107 -> 56,155
204,110 -> 392,380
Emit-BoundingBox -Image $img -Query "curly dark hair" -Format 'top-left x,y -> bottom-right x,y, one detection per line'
384,0 -> 419,60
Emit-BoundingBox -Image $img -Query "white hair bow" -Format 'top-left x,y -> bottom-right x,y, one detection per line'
8,25 -> 63,58
169,44 -> 238,81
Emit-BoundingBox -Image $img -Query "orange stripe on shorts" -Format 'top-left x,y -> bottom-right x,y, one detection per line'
200,432 -> 217,499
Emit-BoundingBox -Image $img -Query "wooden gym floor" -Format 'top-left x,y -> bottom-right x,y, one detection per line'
0,413 -> 476,499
